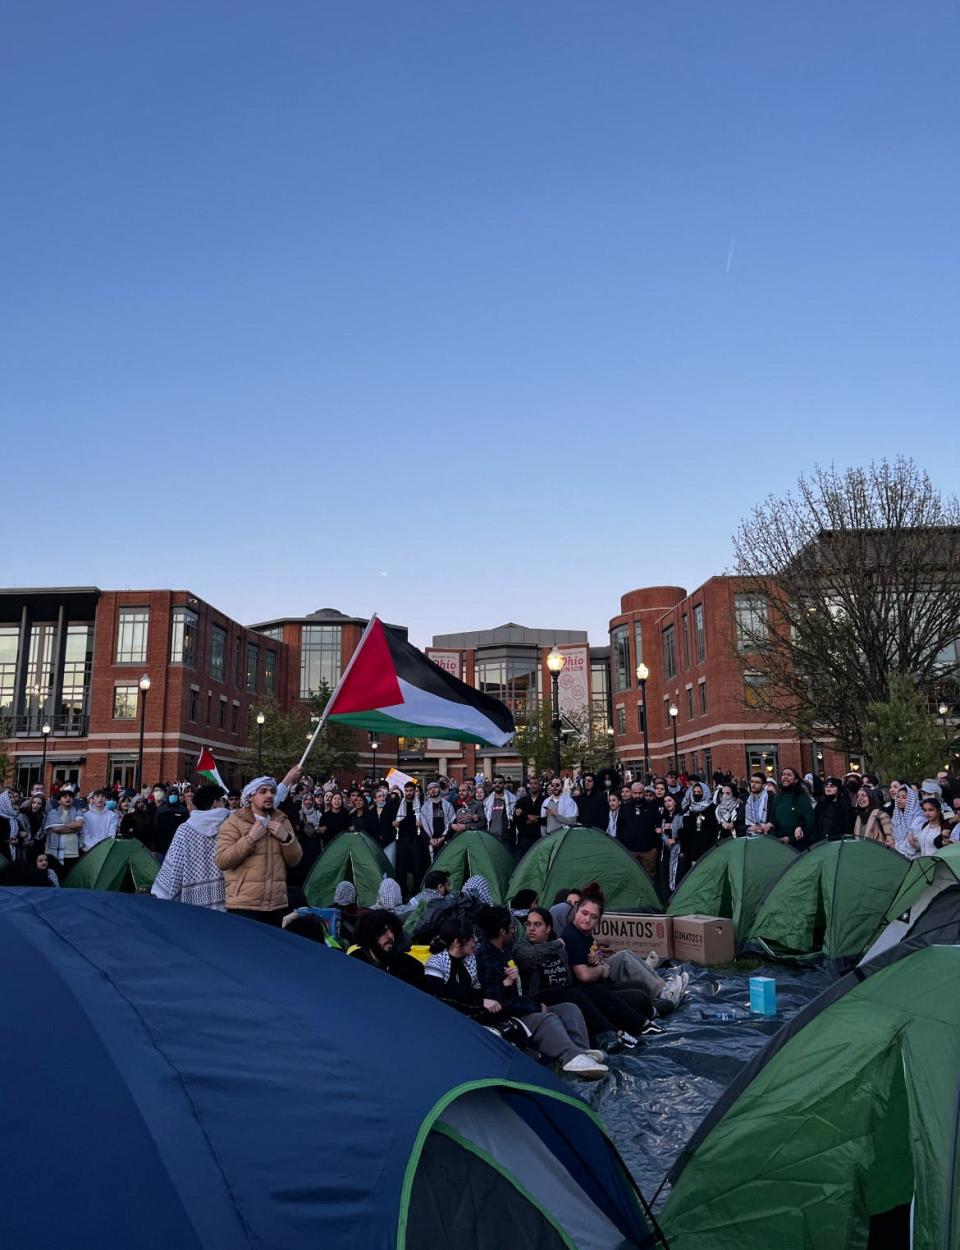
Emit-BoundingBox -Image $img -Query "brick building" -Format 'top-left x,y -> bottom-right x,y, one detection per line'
247,607 -> 405,778
425,624 -> 613,784
609,580 -> 850,782
0,587 -> 285,794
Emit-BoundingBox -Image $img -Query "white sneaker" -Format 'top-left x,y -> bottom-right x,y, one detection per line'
644,950 -> 663,970
659,979 -> 684,1009
562,1053 -> 609,1079
584,1049 -> 606,1061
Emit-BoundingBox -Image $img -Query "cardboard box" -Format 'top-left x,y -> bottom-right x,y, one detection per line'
671,914 -> 735,966
595,913 -> 673,959
749,976 -> 778,1016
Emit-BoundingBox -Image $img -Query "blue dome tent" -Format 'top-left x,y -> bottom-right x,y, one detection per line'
0,889 -> 659,1249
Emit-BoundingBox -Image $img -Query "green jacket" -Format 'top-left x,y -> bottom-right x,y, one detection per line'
770,789 -> 815,849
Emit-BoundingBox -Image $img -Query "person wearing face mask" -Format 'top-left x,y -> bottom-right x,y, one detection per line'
155,788 -> 189,858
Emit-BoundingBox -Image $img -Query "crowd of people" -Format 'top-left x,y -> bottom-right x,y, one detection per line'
3,758 -> 958,1082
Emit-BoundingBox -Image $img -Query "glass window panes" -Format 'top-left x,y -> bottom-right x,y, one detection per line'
735,594 -> 769,650
113,686 -> 138,719
694,604 -> 705,663
616,706 -> 626,734
189,688 -> 199,721
209,625 -> 226,680
61,625 -> 92,720
218,698 -> 227,729
246,642 -> 259,693
704,749 -> 713,780
0,625 -> 19,714
611,626 -> 630,691
258,626 -> 283,640
170,607 -> 198,666
264,650 -> 277,695
633,621 -> 643,667
232,702 -> 239,732
743,671 -> 766,708
681,614 -> 691,669
300,625 -> 342,697
475,657 -> 540,721
686,687 -> 694,719
116,608 -> 149,664
663,626 -> 677,679
700,680 -> 708,714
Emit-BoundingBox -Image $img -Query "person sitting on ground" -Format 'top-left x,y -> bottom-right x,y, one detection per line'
408,869 -> 452,911
151,783 -> 229,909
510,887 -> 538,921
714,783 -> 745,839
852,787 -> 895,846
215,776 -> 302,926
462,873 -> 493,905
812,777 -> 856,844
908,799 -> 957,857
348,909 -> 425,986
332,879 -> 364,945
32,850 -> 59,887
561,887 -> 687,1025
515,906 -> 651,1053
770,768 -> 815,850
549,887 -> 582,936
375,873 -> 415,919
468,908 -> 608,1079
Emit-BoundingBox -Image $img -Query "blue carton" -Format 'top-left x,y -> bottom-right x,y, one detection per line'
749,976 -> 777,1017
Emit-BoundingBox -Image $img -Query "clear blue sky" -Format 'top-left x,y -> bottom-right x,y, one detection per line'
3,2 -> 957,646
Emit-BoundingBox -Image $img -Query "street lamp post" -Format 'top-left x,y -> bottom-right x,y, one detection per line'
636,663 -> 650,781
136,673 -> 151,792
256,711 -> 265,772
546,647 -> 566,778
40,722 -> 51,791
669,703 -> 679,773
369,732 -> 380,783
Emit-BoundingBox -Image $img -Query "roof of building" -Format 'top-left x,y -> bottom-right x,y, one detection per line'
431,623 -> 590,649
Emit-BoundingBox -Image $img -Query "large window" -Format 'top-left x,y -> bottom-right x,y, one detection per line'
246,642 -> 259,693
744,671 -> 767,708
170,607 -> 198,666
681,614 -> 691,669
616,706 -> 626,734
61,625 -> 92,721
300,625 -> 342,698
735,594 -> 769,650
611,625 -> 631,691
189,688 -> 199,721
633,621 -> 644,667
264,650 -> 277,695
0,626 -> 17,715
258,626 -> 283,640
113,686 -> 138,719
590,659 -> 610,724
116,607 -> 149,663
700,680 -> 708,714
663,625 -> 677,679
694,604 -> 705,663
209,625 -> 226,680
686,687 -> 694,720
475,656 -> 540,720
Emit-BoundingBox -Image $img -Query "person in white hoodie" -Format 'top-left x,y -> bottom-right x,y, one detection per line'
79,789 -> 120,853
151,784 -> 229,909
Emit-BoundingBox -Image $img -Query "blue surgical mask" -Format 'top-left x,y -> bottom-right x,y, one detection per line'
105,799 -> 117,810
168,794 -> 179,805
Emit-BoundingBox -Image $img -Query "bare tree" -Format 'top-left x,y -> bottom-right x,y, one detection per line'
732,458 -> 960,752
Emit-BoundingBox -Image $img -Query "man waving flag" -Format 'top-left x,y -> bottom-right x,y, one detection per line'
300,616 -> 515,766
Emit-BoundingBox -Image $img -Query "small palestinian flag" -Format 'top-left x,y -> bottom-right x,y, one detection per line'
196,746 -> 228,792
323,617 -> 515,747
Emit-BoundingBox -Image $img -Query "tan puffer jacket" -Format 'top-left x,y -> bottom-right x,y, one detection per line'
215,808 -> 302,912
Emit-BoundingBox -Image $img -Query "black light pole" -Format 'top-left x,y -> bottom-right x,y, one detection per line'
669,703 -> 679,773
636,662 -> 651,781
136,673 -> 151,791
40,722 -> 51,792
256,711 -> 265,772
546,647 -> 566,778
369,733 -> 379,783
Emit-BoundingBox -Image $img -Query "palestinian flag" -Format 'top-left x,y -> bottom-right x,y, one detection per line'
323,617 -> 515,747
196,747 -> 228,792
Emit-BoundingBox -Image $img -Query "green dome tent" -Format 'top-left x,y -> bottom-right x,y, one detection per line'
426,830 -> 515,902
862,842 -> 960,962
507,827 -> 662,913
746,837 -> 909,961
662,925 -> 960,1250
304,831 -> 393,907
63,839 -> 158,892
666,836 -> 798,949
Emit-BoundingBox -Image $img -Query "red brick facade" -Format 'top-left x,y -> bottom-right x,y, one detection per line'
610,579 -> 850,782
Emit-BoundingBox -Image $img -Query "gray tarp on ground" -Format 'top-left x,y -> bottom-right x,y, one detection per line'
572,961 -> 834,1210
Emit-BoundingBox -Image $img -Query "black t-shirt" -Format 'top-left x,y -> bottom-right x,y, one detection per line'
431,802 -> 445,838
513,939 -> 573,996
560,922 -> 596,970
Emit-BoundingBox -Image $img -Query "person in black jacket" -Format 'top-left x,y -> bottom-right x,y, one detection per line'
678,781 -> 719,883
575,773 -> 608,830
347,910 -> 425,987
318,791 -> 351,848
618,782 -> 660,878
812,777 -> 856,843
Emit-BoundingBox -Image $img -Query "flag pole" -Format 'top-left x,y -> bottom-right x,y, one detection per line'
298,613 -> 379,770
